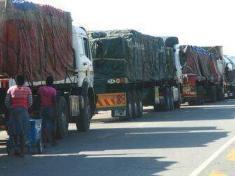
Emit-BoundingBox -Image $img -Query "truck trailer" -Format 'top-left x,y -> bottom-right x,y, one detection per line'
223,55 -> 235,98
0,0 -> 95,136
90,30 -> 182,120
178,45 -> 224,104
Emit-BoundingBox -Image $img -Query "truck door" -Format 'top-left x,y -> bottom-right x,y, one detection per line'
82,37 -> 94,85
174,45 -> 183,84
74,33 -> 94,87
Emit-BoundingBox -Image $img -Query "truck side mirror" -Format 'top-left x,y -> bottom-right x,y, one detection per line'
96,41 -> 104,58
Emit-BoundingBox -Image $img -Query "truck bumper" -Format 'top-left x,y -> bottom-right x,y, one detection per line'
96,93 -> 127,110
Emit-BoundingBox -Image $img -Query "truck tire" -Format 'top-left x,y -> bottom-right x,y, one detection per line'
164,87 -> 174,111
174,87 -> 181,109
169,88 -> 175,110
136,91 -> 143,118
216,86 -> 224,101
189,86 -> 204,105
126,91 -> 134,120
196,86 -> 204,105
174,100 -> 181,109
165,87 -> 171,110
37,138 -> 43,154
132,90 -> 139,118
56,96 -> 69,139
154,93 -> 162,111
210,86 -> 217,102
77,94 -> 91,132
154,88 -> 163,111
154,102 -> 163,111
188,100 -> 195,106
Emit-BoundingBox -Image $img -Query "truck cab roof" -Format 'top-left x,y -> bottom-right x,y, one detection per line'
73,26 -> 88,38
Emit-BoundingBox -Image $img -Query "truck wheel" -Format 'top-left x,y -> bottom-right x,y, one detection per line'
77,94 -> 91,132
154,97 -> 162,111
164,87 -> 174,111
169,88 -> 175,110
37,138 -> 43,154
137,99 -> 143,117
132,90 -> 139,119
216,86 -> 224,101
174,87 -> 181,109
6,141 -> 11,155
154,103 -> 160,111
210,86 -> 217,102
136,91 -> 143,118
154,96 -> 164,111
188,100 -> 195,106
196,86 -> 204,105
126,91 -> 134,120
165,87 -> 170,111
56,96 -> 69,139
174,101 -> 181,109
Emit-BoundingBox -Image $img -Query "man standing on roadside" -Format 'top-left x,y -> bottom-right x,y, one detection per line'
38,76 -> 57,146
5,75 -> 32,157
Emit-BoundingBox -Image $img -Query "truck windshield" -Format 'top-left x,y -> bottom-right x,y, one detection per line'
78,38 -> 85,56
83,38 -> 91,60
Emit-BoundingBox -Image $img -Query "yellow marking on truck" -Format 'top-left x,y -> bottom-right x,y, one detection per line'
96,93 -> 126,109
182,85 -> 196,97
208,171 -> 226,176
226,148 -> 235,161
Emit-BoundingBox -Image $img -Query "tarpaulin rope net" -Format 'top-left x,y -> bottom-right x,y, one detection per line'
90,30 -> 178,90
0,0 -> 74,84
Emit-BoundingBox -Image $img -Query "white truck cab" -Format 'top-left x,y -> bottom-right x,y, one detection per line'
172,45 -> 183,105
174,45 -> 183,85
72,26 -> 94,88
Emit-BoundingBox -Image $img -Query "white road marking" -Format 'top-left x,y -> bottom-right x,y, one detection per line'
127,130 -> 220,135
189,135 -> 235,176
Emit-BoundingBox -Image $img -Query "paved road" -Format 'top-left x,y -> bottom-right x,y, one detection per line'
1,100 -> 235,176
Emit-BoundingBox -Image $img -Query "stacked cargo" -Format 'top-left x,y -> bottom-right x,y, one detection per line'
0,0 -> 73,83
180,46 -> 222,83
202,46 -> 224,83
0,1 -> 97,135
224,55 -> 235,82
180,46 -> 204,80
91,30 -> 165,84
223,55 -> 235,97
179,45 -> 225,103
90,30 -> 179,88
91,30 -> 181,117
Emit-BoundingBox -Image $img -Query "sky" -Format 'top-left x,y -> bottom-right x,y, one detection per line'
31,0 -> 235,56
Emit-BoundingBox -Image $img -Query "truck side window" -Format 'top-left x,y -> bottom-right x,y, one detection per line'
83,38 -> 91,60
72,48 -> 76,68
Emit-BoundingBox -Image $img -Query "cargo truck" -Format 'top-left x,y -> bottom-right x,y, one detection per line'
178,45 -> 224,105
0,0 -> 95,136
223,55 -> 235,98
90,30 -> 182,119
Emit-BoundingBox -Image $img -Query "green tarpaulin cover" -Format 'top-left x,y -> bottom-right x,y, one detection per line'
90,30 -> 177,87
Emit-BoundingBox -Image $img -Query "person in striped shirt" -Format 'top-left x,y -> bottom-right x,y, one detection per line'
5,75 -> 33,157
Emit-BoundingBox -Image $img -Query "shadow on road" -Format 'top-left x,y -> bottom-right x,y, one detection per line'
0,125 -> 227,176
93,106 -> 235,123
67,126 -> 228,150
0,153 -> 175,176
92,100 -> 235,124
0,100 -> 233,176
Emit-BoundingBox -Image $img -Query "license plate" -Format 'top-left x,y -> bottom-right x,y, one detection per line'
114,109 -> 126,117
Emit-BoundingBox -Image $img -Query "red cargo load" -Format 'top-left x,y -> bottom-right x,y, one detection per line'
0,1 -> 73,83
180,45 -> 222,84
180,46 -> 203,80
